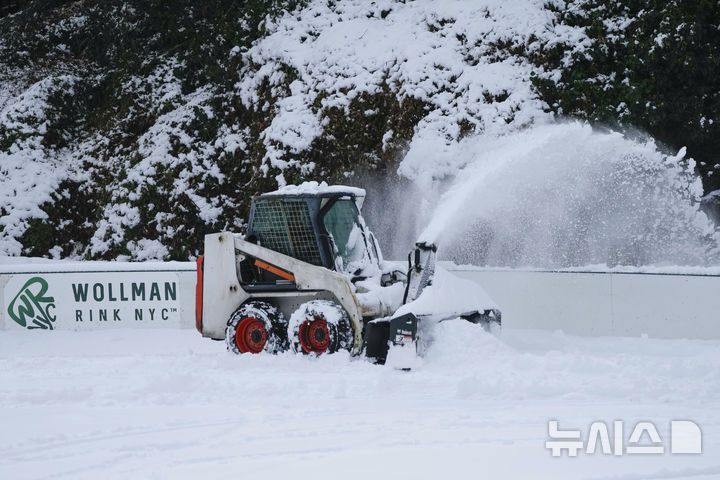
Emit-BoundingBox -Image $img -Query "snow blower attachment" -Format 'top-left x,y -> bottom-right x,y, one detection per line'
404,242 -> 437,303
196,182 -> 499,365
364,242 -> 436,364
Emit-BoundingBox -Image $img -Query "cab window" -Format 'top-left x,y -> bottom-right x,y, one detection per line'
323,199 -> 367,273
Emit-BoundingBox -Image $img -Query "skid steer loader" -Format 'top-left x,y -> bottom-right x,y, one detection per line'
195,182 -> 500,364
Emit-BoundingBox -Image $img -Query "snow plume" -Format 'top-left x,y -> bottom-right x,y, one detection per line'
405,123 -> 717,268
357,172 -> 431,260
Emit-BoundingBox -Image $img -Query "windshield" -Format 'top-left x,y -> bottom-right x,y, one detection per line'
323,198 -> 368,274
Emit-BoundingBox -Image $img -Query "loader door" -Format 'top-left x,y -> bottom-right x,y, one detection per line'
322,199 -> 378,276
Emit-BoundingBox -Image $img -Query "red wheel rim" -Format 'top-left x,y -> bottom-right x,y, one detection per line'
235,317 -> 267,354
298,316 -> 330,354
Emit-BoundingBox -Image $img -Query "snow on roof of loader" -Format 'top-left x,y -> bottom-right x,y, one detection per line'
261,181 -> 365,198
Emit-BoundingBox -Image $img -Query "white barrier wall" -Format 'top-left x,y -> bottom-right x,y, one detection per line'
450,268 -> 720,340
0,262 -> 196,331
2,260 -> 719,340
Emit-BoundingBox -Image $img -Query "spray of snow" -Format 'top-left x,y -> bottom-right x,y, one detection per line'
400,122 -> 717,268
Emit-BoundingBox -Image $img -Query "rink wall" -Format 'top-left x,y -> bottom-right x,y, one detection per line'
450,268 -> 720,340
1,260 -> 719,340
0,262 -> 196,331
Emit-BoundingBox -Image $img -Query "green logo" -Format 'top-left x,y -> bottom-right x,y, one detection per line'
8,277 -> 57,330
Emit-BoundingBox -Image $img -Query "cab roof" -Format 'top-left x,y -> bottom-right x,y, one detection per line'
260,181 -> 365,199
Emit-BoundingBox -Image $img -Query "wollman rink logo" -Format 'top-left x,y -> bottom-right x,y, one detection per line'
4,272 -> 183,330
7,277 -> 57,330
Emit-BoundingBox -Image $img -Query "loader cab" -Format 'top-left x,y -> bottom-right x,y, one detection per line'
243,186 -> 382,283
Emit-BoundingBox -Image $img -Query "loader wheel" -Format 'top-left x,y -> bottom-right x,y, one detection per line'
299,316 -> 330,353
288,300 -> 353,355
226,301 -> 288,355
234,317 -> 267,354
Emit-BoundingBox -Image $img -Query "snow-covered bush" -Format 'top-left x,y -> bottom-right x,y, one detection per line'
0,0 -> 717,265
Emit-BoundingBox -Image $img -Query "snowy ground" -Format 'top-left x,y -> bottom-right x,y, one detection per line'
1,324 -> 719,480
